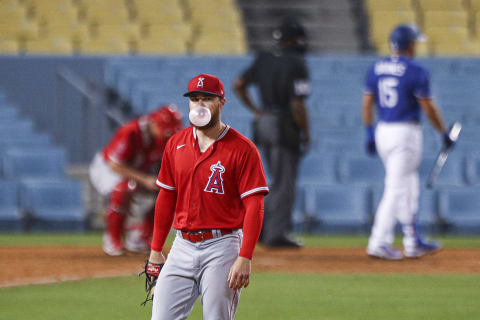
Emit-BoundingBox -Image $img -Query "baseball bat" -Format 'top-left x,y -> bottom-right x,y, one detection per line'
426,121 -> 462,188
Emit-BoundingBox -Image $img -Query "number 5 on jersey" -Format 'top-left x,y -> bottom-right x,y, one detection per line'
378,77 -> 399,108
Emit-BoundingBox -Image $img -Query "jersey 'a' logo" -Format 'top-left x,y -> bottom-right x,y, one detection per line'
197,77 -> 205,88
204,161 -> 225,194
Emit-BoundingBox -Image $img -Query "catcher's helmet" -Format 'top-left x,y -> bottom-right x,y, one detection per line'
390,24 -> 425,51
149,105 -> 183,138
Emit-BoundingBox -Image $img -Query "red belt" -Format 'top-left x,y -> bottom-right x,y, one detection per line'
180,229 -> 233,242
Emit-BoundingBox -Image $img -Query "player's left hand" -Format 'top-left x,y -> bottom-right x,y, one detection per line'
443,132 -> 455,150
227,256 -> 251,290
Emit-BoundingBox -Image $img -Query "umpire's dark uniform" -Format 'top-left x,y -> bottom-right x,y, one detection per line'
235,19 -> 311,247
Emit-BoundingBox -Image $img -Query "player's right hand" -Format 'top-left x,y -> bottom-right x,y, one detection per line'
365,126 -> 377,156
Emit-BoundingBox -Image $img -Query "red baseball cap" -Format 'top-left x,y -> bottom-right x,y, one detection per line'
183,73 -> 225,99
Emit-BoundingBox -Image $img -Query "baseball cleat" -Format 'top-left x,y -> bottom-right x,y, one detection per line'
404,239 -> 442,258
102,233 -> 125,256
367,245 -> 403,260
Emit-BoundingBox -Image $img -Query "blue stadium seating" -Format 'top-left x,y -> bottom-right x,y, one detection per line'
0,119 -> 35,138
0,181 -> 22,231
298,154 -> 338,185
19,180 -> 86,231
338,156 -> 384,185
2,148 -> 66,181
0,134 -> 53,156
438,186 -> 480,232
465,156 -> 480,185
0,106 -> 19,120
305,185 -> 370,232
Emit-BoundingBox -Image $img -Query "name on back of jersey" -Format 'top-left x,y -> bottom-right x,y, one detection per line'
374,61 -> 406,76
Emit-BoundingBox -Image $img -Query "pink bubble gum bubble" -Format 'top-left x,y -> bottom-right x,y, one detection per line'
189,107 -> 211,127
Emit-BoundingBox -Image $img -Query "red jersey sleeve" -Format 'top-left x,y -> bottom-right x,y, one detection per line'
104,127 -> 135,165
156,139 -> 176,191
237,143 -> 269,199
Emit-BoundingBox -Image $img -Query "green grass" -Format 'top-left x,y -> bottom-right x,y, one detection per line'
1,273 -> 479,320
1,232 -> 479,248
1,233 -> 480,319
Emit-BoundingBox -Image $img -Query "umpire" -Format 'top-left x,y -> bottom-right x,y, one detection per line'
234,17 -> 311,248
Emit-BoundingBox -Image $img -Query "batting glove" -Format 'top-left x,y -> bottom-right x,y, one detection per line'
443,132 -> 455,150
365,126 -> 377,156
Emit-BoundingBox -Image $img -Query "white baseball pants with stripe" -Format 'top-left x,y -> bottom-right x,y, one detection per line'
152,230 -> 243,320
367,122 -> 422,252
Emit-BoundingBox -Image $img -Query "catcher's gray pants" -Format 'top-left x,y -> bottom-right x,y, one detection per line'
255,113 -> 301,243
152,230 -> 243,320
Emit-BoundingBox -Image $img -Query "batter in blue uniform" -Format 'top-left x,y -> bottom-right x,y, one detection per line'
362,24 -> 454,260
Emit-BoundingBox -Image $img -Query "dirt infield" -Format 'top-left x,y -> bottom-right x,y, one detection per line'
1,246 -> 480,288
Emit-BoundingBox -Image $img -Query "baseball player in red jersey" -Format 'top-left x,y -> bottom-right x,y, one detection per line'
144,74 -> 269,319
89,106 -> 183,256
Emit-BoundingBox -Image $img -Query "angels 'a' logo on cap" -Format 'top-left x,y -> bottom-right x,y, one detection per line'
197,77 -> 205,88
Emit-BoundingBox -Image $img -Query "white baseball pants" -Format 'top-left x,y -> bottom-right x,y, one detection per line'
368,122 -> 422,252
152,230 -> 243,320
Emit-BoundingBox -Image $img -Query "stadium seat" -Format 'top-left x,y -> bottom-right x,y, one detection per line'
471,0 -> 480,10
0,181 -> 22,231
465,156 -> 480,185
317,136 -> 364,154
2,148 -> 66,181
369,10 -> 417,47
134,0 -> 185,27
423,11 -> 468,29
135,38 -> 188,55
93,24 -> 141,43
417,0 -> 465,11
81,2 -> 130,25
305,185 -> 370,231
365,0 -> 412,11
0,106 -> 19,120
0,134 -> 53,156
0,119 -> 35,137
79,38 -> 130,55
298,154 -> 338,185
338,156 -> 385,185
438,186 -> 480,232
19,179 -> 86,231
193,35 -> 247,55
26,37 -> 74,54
0,38 -> 19,54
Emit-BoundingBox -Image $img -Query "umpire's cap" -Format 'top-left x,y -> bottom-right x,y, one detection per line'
390,24 -> 425,51
273,17 -> 306,41
273,16 -> 308,53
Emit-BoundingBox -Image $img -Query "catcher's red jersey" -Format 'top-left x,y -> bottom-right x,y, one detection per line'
103,117 -> 165,173
156,125 -> 269,230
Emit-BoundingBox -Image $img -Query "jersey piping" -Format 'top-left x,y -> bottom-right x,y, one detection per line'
240,186 -> 270,199
156,180 -> 176,190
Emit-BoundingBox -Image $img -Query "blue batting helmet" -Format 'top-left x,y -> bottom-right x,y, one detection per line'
390,24 -> 425,51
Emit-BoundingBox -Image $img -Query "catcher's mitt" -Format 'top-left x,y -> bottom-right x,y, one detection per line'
139,260 -> 164,306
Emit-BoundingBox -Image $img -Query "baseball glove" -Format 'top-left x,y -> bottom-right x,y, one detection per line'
139,260 -> 164,306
